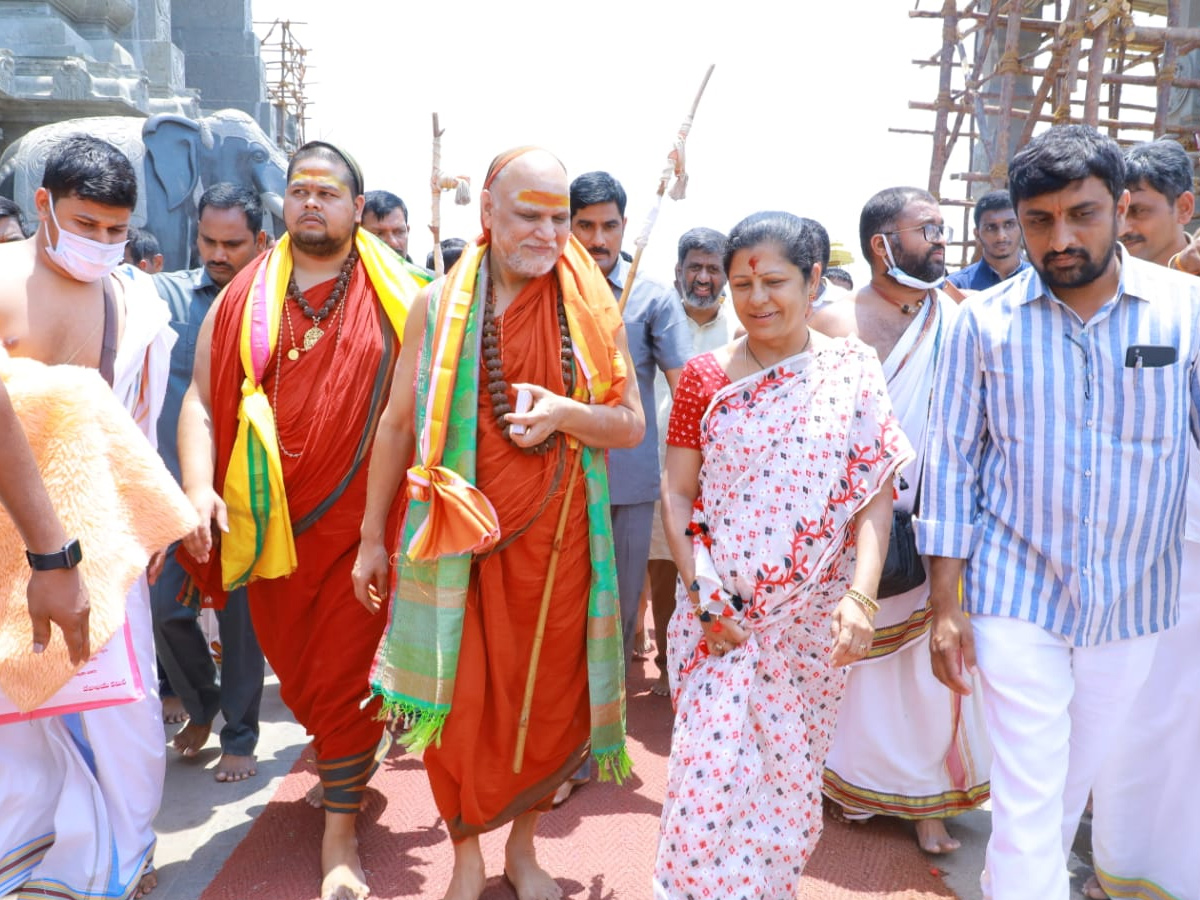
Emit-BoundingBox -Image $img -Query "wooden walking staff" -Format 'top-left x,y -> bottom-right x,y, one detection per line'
618,63 -> 716,314
429,112 -> 471,276
513,449 -> 581,774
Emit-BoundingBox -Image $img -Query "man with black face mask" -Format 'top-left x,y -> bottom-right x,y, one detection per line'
0,134 -> 182,900
810,186 -> 991,857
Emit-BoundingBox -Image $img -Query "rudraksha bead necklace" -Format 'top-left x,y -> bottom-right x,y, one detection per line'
286,246 -> 358,356
481,275 -> 574,455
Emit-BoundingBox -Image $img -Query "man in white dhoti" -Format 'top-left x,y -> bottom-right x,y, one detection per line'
813,187 -> 991,855
0,136 -> 178,900
1082,138 -> 1200,900
919,126 -> 1200,900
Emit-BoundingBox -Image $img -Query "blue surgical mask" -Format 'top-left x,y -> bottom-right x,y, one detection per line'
881,236 -> 945,291
45,193 -> 127,283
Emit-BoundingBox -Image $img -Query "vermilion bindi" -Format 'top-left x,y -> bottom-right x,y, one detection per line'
517,190 -> 568,208
748,255 -> 760,273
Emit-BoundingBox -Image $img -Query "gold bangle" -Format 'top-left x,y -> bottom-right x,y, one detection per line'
1169,252 -> 1184,271
844,587 -> 880,617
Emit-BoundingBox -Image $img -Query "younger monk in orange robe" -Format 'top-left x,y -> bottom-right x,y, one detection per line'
178,141 -> 428,900
353,147 -> 644,900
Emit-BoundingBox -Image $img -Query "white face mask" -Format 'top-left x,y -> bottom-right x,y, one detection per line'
45,193 -> 127,282
880,235 -> 945,291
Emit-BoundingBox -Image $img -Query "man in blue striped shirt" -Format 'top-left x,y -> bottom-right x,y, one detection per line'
916,125 -> 1200,900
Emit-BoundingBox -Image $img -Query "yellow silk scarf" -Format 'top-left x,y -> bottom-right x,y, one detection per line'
221,228 -> 426,589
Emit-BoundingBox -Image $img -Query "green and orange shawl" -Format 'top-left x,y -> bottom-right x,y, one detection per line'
371,237 -> 632,781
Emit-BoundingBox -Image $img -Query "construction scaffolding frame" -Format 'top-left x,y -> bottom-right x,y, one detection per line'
902,0 -> 1200,263
257,19 -> 311,155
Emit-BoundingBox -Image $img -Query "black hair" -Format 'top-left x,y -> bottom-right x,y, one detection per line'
1008,125 -> 1125,209
858,186 -> 937,261
287,142 -> 361,196
198,182 -> 264,234
677,227 -> 727,265
825,266 -> 854,289
126,226 -> 161,264
570,171 -> 627,217
41,134 -> 137,209
426,237 -> 467,271
724,211 -> 822,280
1124,139 -> 1195,205
799,217 -> 832,270
972,189 -> 1014,226
0,197 -> 27,235
363,190 -> 408,223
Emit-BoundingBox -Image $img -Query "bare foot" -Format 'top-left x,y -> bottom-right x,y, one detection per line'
171,720 -> 212,756
633,631 -> 652,660
132,867 -> 157,898
551,775 -> 589,808
1083,875 -> 1110,899
161,696 -> 187,725
442,836 -> 486,900
307,781 -> 325,809
505,845 -> 561,900
915,818 -> 961,854
651,672 -> 670,696
320,827 -> 368,900
215,752 -> 257,782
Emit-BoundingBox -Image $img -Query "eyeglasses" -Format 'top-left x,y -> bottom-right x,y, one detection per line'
885,223 -> 953,244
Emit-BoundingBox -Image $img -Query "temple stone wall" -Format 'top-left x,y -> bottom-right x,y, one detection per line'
0,0 -> 269,153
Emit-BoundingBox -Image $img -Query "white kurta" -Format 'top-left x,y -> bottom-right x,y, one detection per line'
1088,444 -> 1200,900
0,269 -> 175,899
823,293 -> 993,820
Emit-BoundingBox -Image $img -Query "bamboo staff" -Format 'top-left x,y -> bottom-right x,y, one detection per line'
429,113 -> 471,276
618,63 -> 715,314
513,450 -> 581,774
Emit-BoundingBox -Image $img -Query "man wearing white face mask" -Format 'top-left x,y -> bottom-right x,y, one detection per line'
0,134 -> 176,900
811,186 -> 992,856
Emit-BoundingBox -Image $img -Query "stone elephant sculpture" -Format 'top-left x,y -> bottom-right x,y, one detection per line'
0,109 -> 286,271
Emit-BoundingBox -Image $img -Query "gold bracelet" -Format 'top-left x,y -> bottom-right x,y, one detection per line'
844,587 -> 880,617
1169,252 -> 1185,272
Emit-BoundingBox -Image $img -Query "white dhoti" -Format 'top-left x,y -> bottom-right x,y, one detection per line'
0,270 -> 184,900
1089,453 -> 1200,900
824,293 -> 992,820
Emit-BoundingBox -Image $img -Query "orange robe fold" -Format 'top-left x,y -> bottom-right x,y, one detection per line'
424,272 -> 593,840
184,260 -> 403,762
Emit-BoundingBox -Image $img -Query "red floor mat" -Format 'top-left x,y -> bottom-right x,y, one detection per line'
199,660 -> 958,899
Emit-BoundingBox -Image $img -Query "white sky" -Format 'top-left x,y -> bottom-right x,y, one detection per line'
251,1 -> 949,286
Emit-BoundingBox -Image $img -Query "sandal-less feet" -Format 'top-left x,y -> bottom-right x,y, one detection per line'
915,818 -> 961,854
1083,874 -> 1111,899
551,775 -> 590,807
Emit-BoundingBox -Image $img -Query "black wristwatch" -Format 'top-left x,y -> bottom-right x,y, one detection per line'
26,538 -> 83,571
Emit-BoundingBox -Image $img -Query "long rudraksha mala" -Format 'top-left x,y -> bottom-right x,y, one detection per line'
481,275 -> 575,455
286,245 -> 358,355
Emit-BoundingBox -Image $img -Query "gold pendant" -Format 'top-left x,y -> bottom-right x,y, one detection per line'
302,326 -> 324,351
287,347 -> 300,361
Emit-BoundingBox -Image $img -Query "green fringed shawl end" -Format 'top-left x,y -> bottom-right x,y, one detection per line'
374,694 -> 448,753
594,746 -> 633,784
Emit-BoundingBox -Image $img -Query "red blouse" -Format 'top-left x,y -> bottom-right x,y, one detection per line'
666,352 -> 732,449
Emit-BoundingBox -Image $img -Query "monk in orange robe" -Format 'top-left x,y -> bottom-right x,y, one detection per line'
353,147 -> 644,900
178,141 -> 425,900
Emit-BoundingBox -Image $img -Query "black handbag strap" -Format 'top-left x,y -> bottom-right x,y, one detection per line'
99,277 -> 118,388
909,298 -> 949,518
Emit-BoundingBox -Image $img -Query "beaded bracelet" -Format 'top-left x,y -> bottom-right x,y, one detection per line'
844,587 -> 880,618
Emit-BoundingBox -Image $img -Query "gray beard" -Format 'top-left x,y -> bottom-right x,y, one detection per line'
682,290 -> 719,310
